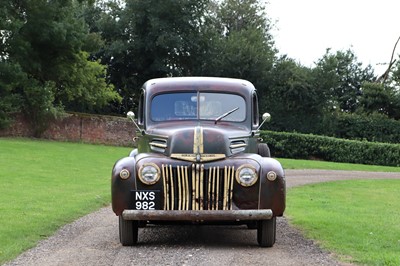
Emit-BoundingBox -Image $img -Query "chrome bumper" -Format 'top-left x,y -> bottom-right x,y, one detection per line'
122,209 -> 273,221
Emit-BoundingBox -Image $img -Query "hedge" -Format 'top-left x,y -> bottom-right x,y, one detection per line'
261,130 -> 400,167
330,113 -> 400,144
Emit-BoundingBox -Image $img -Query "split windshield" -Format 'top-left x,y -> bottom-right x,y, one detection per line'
151,92 -> 246,122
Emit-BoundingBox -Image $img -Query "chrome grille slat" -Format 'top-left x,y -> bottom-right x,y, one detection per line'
161,164 -> 235,211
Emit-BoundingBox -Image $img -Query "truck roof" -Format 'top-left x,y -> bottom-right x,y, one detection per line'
142,77 -> 256,96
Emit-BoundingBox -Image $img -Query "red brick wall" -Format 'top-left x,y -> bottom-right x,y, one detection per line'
0,113 -> 136,147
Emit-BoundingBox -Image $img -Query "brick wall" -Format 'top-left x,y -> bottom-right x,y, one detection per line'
0,113 -> 136,147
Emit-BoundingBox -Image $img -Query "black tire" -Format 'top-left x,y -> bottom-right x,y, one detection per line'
257,143 -> 271,157
138,220 -> 147,228
257,217 -> 276,247
246,221 -> 258,229
119,216 -> 138,246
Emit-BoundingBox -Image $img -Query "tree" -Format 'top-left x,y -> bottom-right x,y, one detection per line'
382,56 -> 400,119
358,82 -> 394,117
90,0 -> 212,113
0,0 -> 120,134
265,56 -> 325,132
314,49 -> 375,113
0,0 -> 25,128
0,62 -> 23,128
203,0 -> 276,96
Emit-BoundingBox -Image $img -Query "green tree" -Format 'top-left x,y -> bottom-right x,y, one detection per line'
314,49 -> 375,113
0,63 -> 23,128
266,56 -> 325,132
90,0 -> 211,113
358,82 -> 394,117
1,0 -> 120,134
382,58 -> 400,119
203,0 -> 276,96
0,1 -> 24,128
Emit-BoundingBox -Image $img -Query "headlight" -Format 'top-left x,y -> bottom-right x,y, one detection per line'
138,163 -> 161,185
236,165 -> 258,187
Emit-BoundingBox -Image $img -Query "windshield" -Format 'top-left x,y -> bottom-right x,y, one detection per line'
151,92 -> 246,122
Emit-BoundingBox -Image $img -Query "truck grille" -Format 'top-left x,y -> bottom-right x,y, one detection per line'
161,164 -> 235,210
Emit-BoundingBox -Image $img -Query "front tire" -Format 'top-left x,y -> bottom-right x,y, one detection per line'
246,221 -> 258,229
119,216 -> 138,246
257,217 -> 276,247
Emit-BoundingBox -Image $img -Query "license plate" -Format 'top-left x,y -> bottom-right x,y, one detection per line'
132,190 -> 161,210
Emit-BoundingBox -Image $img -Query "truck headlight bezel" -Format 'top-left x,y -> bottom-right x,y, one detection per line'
236,164 -> 258,187
138,163 -> 161,185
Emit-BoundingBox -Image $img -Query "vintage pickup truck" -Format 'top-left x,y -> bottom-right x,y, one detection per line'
111,77 -> 285,247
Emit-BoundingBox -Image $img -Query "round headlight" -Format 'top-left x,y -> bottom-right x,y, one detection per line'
236,165 -> 258,187
138,163 -> 161,185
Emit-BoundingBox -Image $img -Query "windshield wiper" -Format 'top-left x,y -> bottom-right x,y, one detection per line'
214,107 -> 239,124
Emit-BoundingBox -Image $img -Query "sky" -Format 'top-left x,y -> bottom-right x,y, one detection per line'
267,0 -> 400,75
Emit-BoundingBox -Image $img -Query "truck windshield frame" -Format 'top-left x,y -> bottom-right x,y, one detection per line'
150,92 -> 246,122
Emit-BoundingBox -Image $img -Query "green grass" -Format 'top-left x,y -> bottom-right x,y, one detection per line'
0,138 -> 131,264
278,158 -> 400,172
1,138 -> 399,265
287,179 -> 400,265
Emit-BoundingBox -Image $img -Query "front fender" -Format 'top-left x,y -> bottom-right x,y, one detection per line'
258,158 -> 286,216
111,157 -> 137,215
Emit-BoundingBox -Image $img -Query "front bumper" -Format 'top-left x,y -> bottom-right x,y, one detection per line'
122,209 -> 273,221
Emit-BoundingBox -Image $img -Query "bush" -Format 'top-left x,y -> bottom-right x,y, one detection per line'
261,131 -> 400,167
329,113 -> 400,144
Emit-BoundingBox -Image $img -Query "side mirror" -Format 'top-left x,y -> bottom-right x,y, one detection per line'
127,111 -> 135,121
126,111 -> 144,135
257,112 -> 271,130
262,113 -> 271,123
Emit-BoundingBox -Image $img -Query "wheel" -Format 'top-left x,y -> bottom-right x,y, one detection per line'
119,216 -> 138,246
257,143 -> 271,157
246,221 -> 258,229
138,220 -> 147,228
257,217 -> 276,247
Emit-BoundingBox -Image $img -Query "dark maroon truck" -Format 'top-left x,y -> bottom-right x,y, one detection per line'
111,77 -> 285,247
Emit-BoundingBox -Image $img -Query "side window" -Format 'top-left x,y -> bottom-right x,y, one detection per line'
137,92 -> 145,126
252,92 -> 259,128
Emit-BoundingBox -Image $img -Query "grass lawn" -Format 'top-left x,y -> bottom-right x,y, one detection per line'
0,138 -> 131,264
0,138 -> 399,265
287,179 -> 400,265
278,158 -> 400,172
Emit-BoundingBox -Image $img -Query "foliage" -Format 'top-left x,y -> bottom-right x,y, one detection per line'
264,56 -> 325,133
88,0 -> 212,113
204,0 -> 276,92
2,0 -> 400,141
328,112 -> 400,143
0,62 -> 23,128
0,0 -> 120,134
313,49 -> 375,113
21,80 -> 64,137
261,130 -> 400,166
88,0 -> 277,113
384,57 -> 400,119
287,180 -> 400,265
358,82 -> 395,116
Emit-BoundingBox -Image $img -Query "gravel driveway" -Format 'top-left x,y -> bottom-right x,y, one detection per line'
5,170 -> 399,266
